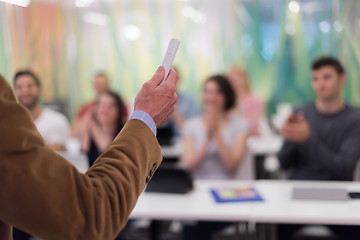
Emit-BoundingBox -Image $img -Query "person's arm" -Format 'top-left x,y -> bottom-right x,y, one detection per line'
277,113 -> 302,170
214,132 -> 248,174
244,97 -> 264,135
297,129 -> 360,180
71,104 -> 94,138
0,220 -> 11,240
181,135 -> 210,171
89,121 -> 113,152
79,111 -> 94,153
0,67 -> 178,240
277,141 -> 298,170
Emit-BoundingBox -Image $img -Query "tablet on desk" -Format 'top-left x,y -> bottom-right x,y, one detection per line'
292,187 -> 348,201
210,187 -> 264,203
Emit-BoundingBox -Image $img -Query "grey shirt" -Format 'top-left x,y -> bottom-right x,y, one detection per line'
183,115 -> 252,180
278,103 -> 360,181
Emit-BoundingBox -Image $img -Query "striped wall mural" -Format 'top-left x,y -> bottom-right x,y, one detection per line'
0,0 -> 359,119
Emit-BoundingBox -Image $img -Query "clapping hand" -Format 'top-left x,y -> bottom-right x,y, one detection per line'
281,112 -> 311,143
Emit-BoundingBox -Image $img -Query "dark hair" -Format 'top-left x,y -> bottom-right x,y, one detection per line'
97,90 -> 126,137
311,56 -> 345,75
205,75 -> 236,111
13,70 -> 41,88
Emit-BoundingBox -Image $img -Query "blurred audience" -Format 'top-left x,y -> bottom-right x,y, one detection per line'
227,66 -> 265,136
72,72 -> 128,138
13,70 -> 70,240
278,57 -> 360,181
80,90 -> 126,167
170,67 -> 199,133
181,75 -> 250,240
182,75 -> 250,179
278,56 -> 360,240
77,72 -> 110,119
14,70 -> 70,151
156,67 -> 199,145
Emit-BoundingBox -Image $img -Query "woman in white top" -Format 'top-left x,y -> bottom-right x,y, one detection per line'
181,75 -> 251,240
182,74 -> 250,180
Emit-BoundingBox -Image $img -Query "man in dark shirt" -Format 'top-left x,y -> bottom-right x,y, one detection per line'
279,57 -> 360,181
278,57 -> 360,240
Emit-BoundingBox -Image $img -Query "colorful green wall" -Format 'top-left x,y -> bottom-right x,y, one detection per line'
0,0 -> 359,119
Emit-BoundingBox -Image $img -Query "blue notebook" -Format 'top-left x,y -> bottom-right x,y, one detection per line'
210,187 -> 264,203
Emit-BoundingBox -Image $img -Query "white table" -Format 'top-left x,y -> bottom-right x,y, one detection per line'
131,180 -> 254,222
131,180 -> 360,226
252,180 -> 360,226
57,151 -> 89,173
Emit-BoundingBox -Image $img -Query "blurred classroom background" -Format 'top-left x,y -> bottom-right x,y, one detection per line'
1,0 -> 360,119
2,1 -> 360,240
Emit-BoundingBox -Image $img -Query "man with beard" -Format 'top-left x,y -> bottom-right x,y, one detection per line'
14,70 -> 70,152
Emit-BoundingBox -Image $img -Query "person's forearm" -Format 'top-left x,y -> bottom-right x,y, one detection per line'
278,141 -> 297,170
183,140 -> 209,171
0,75 -> 162,240
0,221 -> 11,240
90,123 -> 113,151
215,135 -> 245,173
1,120 -> 161,240
298,135 -> 360,180
72,116 -> 90,139
247,109 -> 263,135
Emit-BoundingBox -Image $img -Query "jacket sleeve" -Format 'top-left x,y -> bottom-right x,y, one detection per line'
0,75 -> 162,240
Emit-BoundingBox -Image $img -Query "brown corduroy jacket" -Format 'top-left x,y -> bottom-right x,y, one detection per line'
0,75 -> 162,240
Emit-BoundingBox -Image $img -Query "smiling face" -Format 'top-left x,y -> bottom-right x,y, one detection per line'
202,79 -> 226,114
14,74 -> 41,110
312,66 -> 345,102
96,93 -> 119,126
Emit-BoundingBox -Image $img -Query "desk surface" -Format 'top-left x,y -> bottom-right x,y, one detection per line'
252,180 -> 360,225
58,151 -> 89,173
131,180 -> 253,221
131,180 -> 360,226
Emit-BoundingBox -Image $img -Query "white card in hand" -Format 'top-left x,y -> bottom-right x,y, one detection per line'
161,39 -> 180,82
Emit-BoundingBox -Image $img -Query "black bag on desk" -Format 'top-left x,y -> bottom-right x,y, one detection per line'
145,164 -> 193,194
156,124 -> 174,146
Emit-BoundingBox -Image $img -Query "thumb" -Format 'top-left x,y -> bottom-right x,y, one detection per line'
296,112 -> 305,121
288,113 -> 296,122
148,66 -> 165,86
